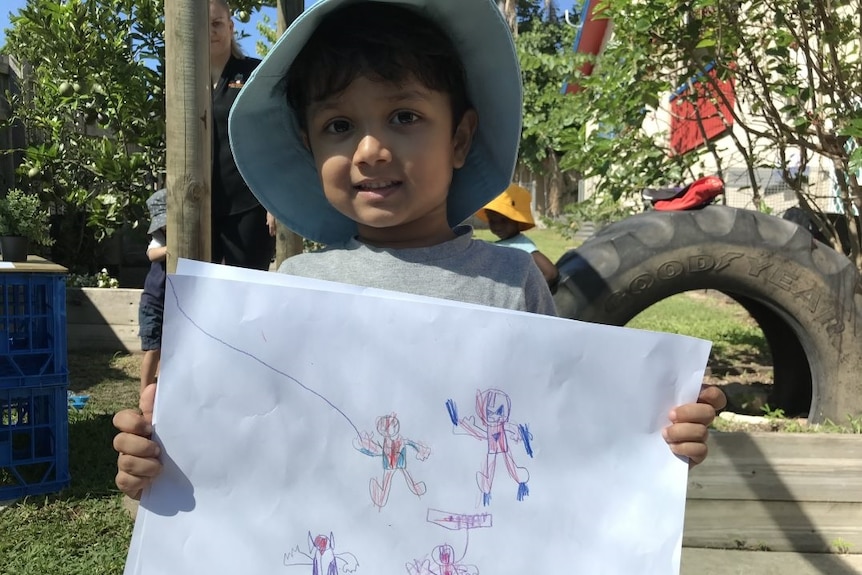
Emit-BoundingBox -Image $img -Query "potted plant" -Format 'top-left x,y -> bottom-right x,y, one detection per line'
0,188 -> 55,262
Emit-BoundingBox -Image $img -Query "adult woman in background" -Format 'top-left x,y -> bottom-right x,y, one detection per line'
209,0 -> 275,269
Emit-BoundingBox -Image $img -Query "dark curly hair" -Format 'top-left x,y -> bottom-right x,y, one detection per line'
285,3 -> 472,132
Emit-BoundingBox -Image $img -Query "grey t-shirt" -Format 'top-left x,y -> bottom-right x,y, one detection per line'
278,227 -> 557,316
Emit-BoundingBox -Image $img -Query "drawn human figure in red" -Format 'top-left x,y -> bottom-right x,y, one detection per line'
446,389 -> 534,506
355,413 -> 431,508
406,543 -> 479,575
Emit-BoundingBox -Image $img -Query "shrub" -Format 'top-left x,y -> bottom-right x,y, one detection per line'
0,189 -> 55,246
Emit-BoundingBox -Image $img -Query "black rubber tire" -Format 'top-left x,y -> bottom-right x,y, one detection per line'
554,206 -> 862,424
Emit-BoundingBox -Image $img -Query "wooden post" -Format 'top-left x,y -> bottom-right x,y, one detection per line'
277,0 -> 304,32
164,0 -> 211,274
274,0 -> 306,268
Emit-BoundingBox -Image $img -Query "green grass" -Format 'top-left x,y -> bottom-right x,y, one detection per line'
0,353 -> 140,575
472,226 -> 768,368
472,227 -> 576,263
474,221 -> 770,377
627,291 -> 772,375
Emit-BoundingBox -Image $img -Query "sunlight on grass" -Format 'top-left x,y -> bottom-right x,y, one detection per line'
0,407 -> 135,575
472,227 -> 576,262
67,352 -> 141,413
627,292 -> 771,369
0,353 -> 141,575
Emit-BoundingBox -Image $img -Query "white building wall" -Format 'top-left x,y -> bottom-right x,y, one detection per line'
638,82 -> 837,216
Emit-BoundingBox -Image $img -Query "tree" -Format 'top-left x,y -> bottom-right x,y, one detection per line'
255,13 -> 279,57
515,10 -> 580,216
252,0 -> 307,266
558,0 -> 862,268
2,0 -> 165,271
1,0 -> 274,273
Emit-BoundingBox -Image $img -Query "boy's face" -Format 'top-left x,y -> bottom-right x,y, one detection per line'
485,209 -> 520,240
304,75 -> 476,247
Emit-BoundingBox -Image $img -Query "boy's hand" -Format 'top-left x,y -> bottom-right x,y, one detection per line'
113,383 -> 162,499
662,385 -> 727,468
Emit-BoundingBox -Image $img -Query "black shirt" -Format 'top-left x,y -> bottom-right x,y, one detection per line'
212,55 -> 262,217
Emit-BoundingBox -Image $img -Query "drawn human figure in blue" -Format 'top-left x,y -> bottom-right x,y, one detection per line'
283,532 -> 359,575
446,389 -> 534,506
354,413 -> 431,508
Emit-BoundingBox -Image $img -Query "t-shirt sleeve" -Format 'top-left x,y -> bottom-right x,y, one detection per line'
495,234 -> 538,254
278,254 -> 305,275
148,231 -> 166,250
523,261 -> 558,316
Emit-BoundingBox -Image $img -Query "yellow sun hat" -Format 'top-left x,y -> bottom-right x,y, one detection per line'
476,184 -> 536,231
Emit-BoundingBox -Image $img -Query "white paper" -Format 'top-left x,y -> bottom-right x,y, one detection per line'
0,262 -> 15,269
124,262 -> 710,575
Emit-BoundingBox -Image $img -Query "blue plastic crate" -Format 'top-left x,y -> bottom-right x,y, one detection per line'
0,383 -> 70,499
0,274 -> 67,384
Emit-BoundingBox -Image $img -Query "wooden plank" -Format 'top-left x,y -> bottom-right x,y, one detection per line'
681,548 -> 862,575
65,288 -> 143,351
683,499 -> 862,553
0,256 -> 67,273
67,324 -> 139,353
688,459 -> 862,503
687,432 -> 862,503
707,432 -> 862,459
66,288 -> 141,325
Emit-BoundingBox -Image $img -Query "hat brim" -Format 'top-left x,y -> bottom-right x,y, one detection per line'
229,0 -> 522,246
476,184 -> 536,230
147,213 -> 167,235
476,208 -> 535,231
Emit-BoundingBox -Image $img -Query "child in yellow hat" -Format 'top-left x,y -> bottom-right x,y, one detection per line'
477,184 -> 560,291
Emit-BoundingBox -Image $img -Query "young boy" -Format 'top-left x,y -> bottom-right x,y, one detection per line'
114,0 -> 724,499
477,184 -> 560,291
138,189 -> 167,395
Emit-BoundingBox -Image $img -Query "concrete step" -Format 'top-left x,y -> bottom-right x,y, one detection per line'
681,548 -> 862,575
571,221 -> 597,243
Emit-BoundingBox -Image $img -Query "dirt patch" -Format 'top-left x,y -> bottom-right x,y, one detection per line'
683,290 -> 775,415
709,380 -> 772,415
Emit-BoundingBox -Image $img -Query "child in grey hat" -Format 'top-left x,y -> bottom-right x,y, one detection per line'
138,189 -> 167,395
113,0 -> 725,501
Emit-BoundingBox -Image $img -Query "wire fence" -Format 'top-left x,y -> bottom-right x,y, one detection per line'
720,164 -> 838,217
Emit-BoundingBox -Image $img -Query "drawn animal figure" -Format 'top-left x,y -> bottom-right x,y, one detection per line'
355,414 -> 431,508
283,532 -> 359,574
446,389 -> 533,506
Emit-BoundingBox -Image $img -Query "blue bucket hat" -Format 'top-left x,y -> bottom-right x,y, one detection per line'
228,0 -> 522,246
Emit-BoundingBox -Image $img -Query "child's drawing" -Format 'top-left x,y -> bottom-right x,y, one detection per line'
354,414 -> 431,508
283,532 -> 359,574
426,509 -> 493,532
406,509 -> 491,575
445,389 -> 534,506
405,543 -> 479,575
